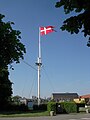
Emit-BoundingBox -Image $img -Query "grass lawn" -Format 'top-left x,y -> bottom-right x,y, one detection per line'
0,111 -> 49,117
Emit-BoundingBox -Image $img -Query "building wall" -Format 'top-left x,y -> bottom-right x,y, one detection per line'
74,98 -> 85,103
52,93 -> 78,102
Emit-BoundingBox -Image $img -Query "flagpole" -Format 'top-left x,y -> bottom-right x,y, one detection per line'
39,27 -> 41,59
36,26 -> 54,105
36,27 -> 42,106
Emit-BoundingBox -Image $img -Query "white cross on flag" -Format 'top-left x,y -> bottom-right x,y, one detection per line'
40,26 -> 55,35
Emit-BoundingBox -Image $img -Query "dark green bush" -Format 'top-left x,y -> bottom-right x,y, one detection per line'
56,103 -> 65,113
33,104 -> 47,111
56,102 -> 77,114
47,102 -> 78,114
5,104 -> 28,111
47,102 -> 56,113
76,103 -> 85,107
61,102 -> 77,113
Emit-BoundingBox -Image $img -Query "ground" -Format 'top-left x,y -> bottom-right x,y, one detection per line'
0,113 -> 90,120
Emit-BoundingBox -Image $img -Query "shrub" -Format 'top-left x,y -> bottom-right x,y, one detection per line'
47,102 -> 56,113
47,102 -> 78,114
56,103 -> 65,113
76,103 -> 85,107
61,102 -> 77,113
56,102 -> 77,114
6,104 -> 28,111
33,104 -> 47,111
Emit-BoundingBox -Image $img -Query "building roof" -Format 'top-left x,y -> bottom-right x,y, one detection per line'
52,93 -> 78,96
80,94 -> 90,98
52,93 -> 78,100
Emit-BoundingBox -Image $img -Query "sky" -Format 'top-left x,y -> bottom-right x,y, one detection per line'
0,0 -> 90,99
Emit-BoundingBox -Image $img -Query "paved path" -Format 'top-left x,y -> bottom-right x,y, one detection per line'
0,114 -> 90,120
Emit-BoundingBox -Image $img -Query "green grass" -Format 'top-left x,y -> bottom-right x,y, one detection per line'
0,111 -> 49,117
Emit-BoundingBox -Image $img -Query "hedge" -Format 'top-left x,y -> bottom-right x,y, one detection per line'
47,102 -> 56,113
61,102 -> 77,113
33,104 -> 47,111
46,102 -> 78,114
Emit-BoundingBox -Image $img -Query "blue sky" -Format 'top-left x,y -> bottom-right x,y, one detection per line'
0,0 -> 90,98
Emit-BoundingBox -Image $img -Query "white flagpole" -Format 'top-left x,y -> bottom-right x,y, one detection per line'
39,27 -> 41,59
36,27 -> 42,105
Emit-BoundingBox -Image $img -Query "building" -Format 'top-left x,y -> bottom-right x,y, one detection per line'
51,93 -> 78,102
73,98 -> 85,103
19,97 -> 28,105
80,94 -> 90,104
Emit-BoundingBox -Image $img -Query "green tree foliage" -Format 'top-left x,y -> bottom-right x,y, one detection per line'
12,95 -> 22,105
0,14 -> 26,69
55,0 -> 90,47
0,14 -> 26,110
0,68 -> 12,110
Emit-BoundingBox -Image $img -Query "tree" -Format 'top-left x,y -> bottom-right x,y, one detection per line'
0,14 -> 26,69
0,14 -> 26,110
12,95 -> 22,105
0,68 -> 12,110
55,0 -> 90,47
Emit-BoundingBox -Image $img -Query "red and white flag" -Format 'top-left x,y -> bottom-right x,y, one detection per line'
40,26 -> 55,35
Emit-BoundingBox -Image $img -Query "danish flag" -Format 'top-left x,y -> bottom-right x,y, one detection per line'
40,26 -> 55,35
